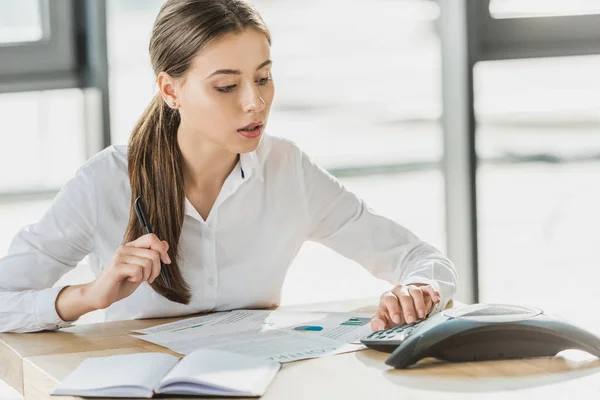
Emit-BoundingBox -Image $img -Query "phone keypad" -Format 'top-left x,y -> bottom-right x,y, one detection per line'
364,322 -> 420,342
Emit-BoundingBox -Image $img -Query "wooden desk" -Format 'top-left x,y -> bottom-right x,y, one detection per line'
1,298 -> 600,399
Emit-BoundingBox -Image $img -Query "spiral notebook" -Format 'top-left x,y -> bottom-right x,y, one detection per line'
50,349 -> 281,398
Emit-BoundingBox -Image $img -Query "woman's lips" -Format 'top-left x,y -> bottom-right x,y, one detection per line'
237,124 -> 263,139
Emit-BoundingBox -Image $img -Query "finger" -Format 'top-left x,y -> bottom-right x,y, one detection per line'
126,234 -> 171,264
115,263 -> 144,283
393,285 -> 418,324
370,317 -> 384,331
371,310 -> 389,331
118,247 -> 162,283
380,292 -> 404,326
119,255 -> 154,283
380,308 -> 396,329
420,285 -> 441,304
424,296 -> 433,314
408,287 -> 427,320
376,309 -> 393,330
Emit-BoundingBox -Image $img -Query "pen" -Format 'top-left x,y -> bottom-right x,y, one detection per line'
134,196 -> 171,288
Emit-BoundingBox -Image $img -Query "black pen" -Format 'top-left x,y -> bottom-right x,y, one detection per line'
134,196 -> 171,288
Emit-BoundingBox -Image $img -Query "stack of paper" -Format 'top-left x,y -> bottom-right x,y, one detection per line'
130,310 -> 373,363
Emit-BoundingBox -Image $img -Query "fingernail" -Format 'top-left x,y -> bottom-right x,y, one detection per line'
418,310 -> 425,319
166,256 -> 172,264
393,315 -> 400,324
378,322 -> 385,331
407,315 -> 416,324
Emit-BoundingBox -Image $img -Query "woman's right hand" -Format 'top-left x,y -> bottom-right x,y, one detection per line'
85,234 -> 171,310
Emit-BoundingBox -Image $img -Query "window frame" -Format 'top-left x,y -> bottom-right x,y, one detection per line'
472,0 -> 600,61
0,0 -> 80,93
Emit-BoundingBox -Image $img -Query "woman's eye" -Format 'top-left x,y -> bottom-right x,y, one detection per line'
256,77 -> 271,86
216,77 -> 271,93
216,84 -> 236,93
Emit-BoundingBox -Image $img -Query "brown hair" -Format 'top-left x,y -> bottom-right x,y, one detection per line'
124,0 -> 271,304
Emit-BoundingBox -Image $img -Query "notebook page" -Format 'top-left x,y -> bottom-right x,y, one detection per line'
157,349 -> 280,396
51,353 -> 179,395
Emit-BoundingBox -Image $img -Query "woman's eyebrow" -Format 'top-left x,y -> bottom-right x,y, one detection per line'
206,59 -> 272,79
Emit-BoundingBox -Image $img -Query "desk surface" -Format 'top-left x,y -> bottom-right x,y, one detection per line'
1,297 -> 600,399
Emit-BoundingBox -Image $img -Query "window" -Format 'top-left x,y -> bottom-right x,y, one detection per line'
0,0 -> 78,93
107,0 -> 165,143
0,89 -> 87,193
490,0 -> 600,19
0,0 -> 44,44
259,0 -> 442,170
475,55 -> 600,333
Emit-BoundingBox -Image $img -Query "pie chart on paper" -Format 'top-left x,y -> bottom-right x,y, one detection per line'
293,325 -> 324,332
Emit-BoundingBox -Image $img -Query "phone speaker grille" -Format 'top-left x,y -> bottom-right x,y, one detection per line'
385,338 -> 419,369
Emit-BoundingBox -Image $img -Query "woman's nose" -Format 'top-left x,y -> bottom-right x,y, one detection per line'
242,85 -> 266,113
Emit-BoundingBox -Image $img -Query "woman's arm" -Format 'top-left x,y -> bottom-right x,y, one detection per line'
295,145 -> 458,315
0,164 -> 98,333
55,284 -> 97,322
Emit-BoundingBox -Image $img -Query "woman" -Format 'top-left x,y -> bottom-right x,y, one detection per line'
0,0 -> 457,333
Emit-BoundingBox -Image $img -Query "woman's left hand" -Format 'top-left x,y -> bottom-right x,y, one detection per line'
371,283 -> 441,331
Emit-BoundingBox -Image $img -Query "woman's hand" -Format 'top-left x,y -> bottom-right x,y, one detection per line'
84,234 -> 171,310
370,283 -> 441,331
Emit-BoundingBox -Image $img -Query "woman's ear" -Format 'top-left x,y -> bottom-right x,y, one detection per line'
157,72 -> 179,109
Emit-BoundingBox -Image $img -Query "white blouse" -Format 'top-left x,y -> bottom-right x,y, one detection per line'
0,134 -> 457,333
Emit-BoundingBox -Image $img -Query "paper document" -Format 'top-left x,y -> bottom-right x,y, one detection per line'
131,310 -> 374,363
131,312 -> 231,335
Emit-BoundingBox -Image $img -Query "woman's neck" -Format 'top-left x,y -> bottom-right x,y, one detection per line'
177,125 -> 238,192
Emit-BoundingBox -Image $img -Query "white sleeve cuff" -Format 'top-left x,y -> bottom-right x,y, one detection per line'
34,286 -> 77,330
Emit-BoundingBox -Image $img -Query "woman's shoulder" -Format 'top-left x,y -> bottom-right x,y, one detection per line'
258,134 -> 305,166
72,145 -> 130,194
78,145 -> 128,176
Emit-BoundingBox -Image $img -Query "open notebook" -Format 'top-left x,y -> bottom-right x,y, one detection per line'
51,349 -> 281,398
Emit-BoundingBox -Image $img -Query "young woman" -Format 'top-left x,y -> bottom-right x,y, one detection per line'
0,0 -> 457,333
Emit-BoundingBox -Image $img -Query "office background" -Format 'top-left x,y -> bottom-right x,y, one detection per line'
1,0 -> 599,374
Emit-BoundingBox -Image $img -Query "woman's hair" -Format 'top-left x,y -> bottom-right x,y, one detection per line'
123,0 -> 271,304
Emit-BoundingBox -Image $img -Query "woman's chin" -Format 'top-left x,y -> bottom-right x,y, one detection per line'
235,129 -> 264,151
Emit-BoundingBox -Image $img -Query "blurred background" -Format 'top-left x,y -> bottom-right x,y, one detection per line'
0,2 -> 599,393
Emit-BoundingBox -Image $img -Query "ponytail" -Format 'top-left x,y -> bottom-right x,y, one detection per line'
123,93 -> 191,304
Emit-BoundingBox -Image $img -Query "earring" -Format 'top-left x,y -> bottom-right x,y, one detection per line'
171,101 -> 177,108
